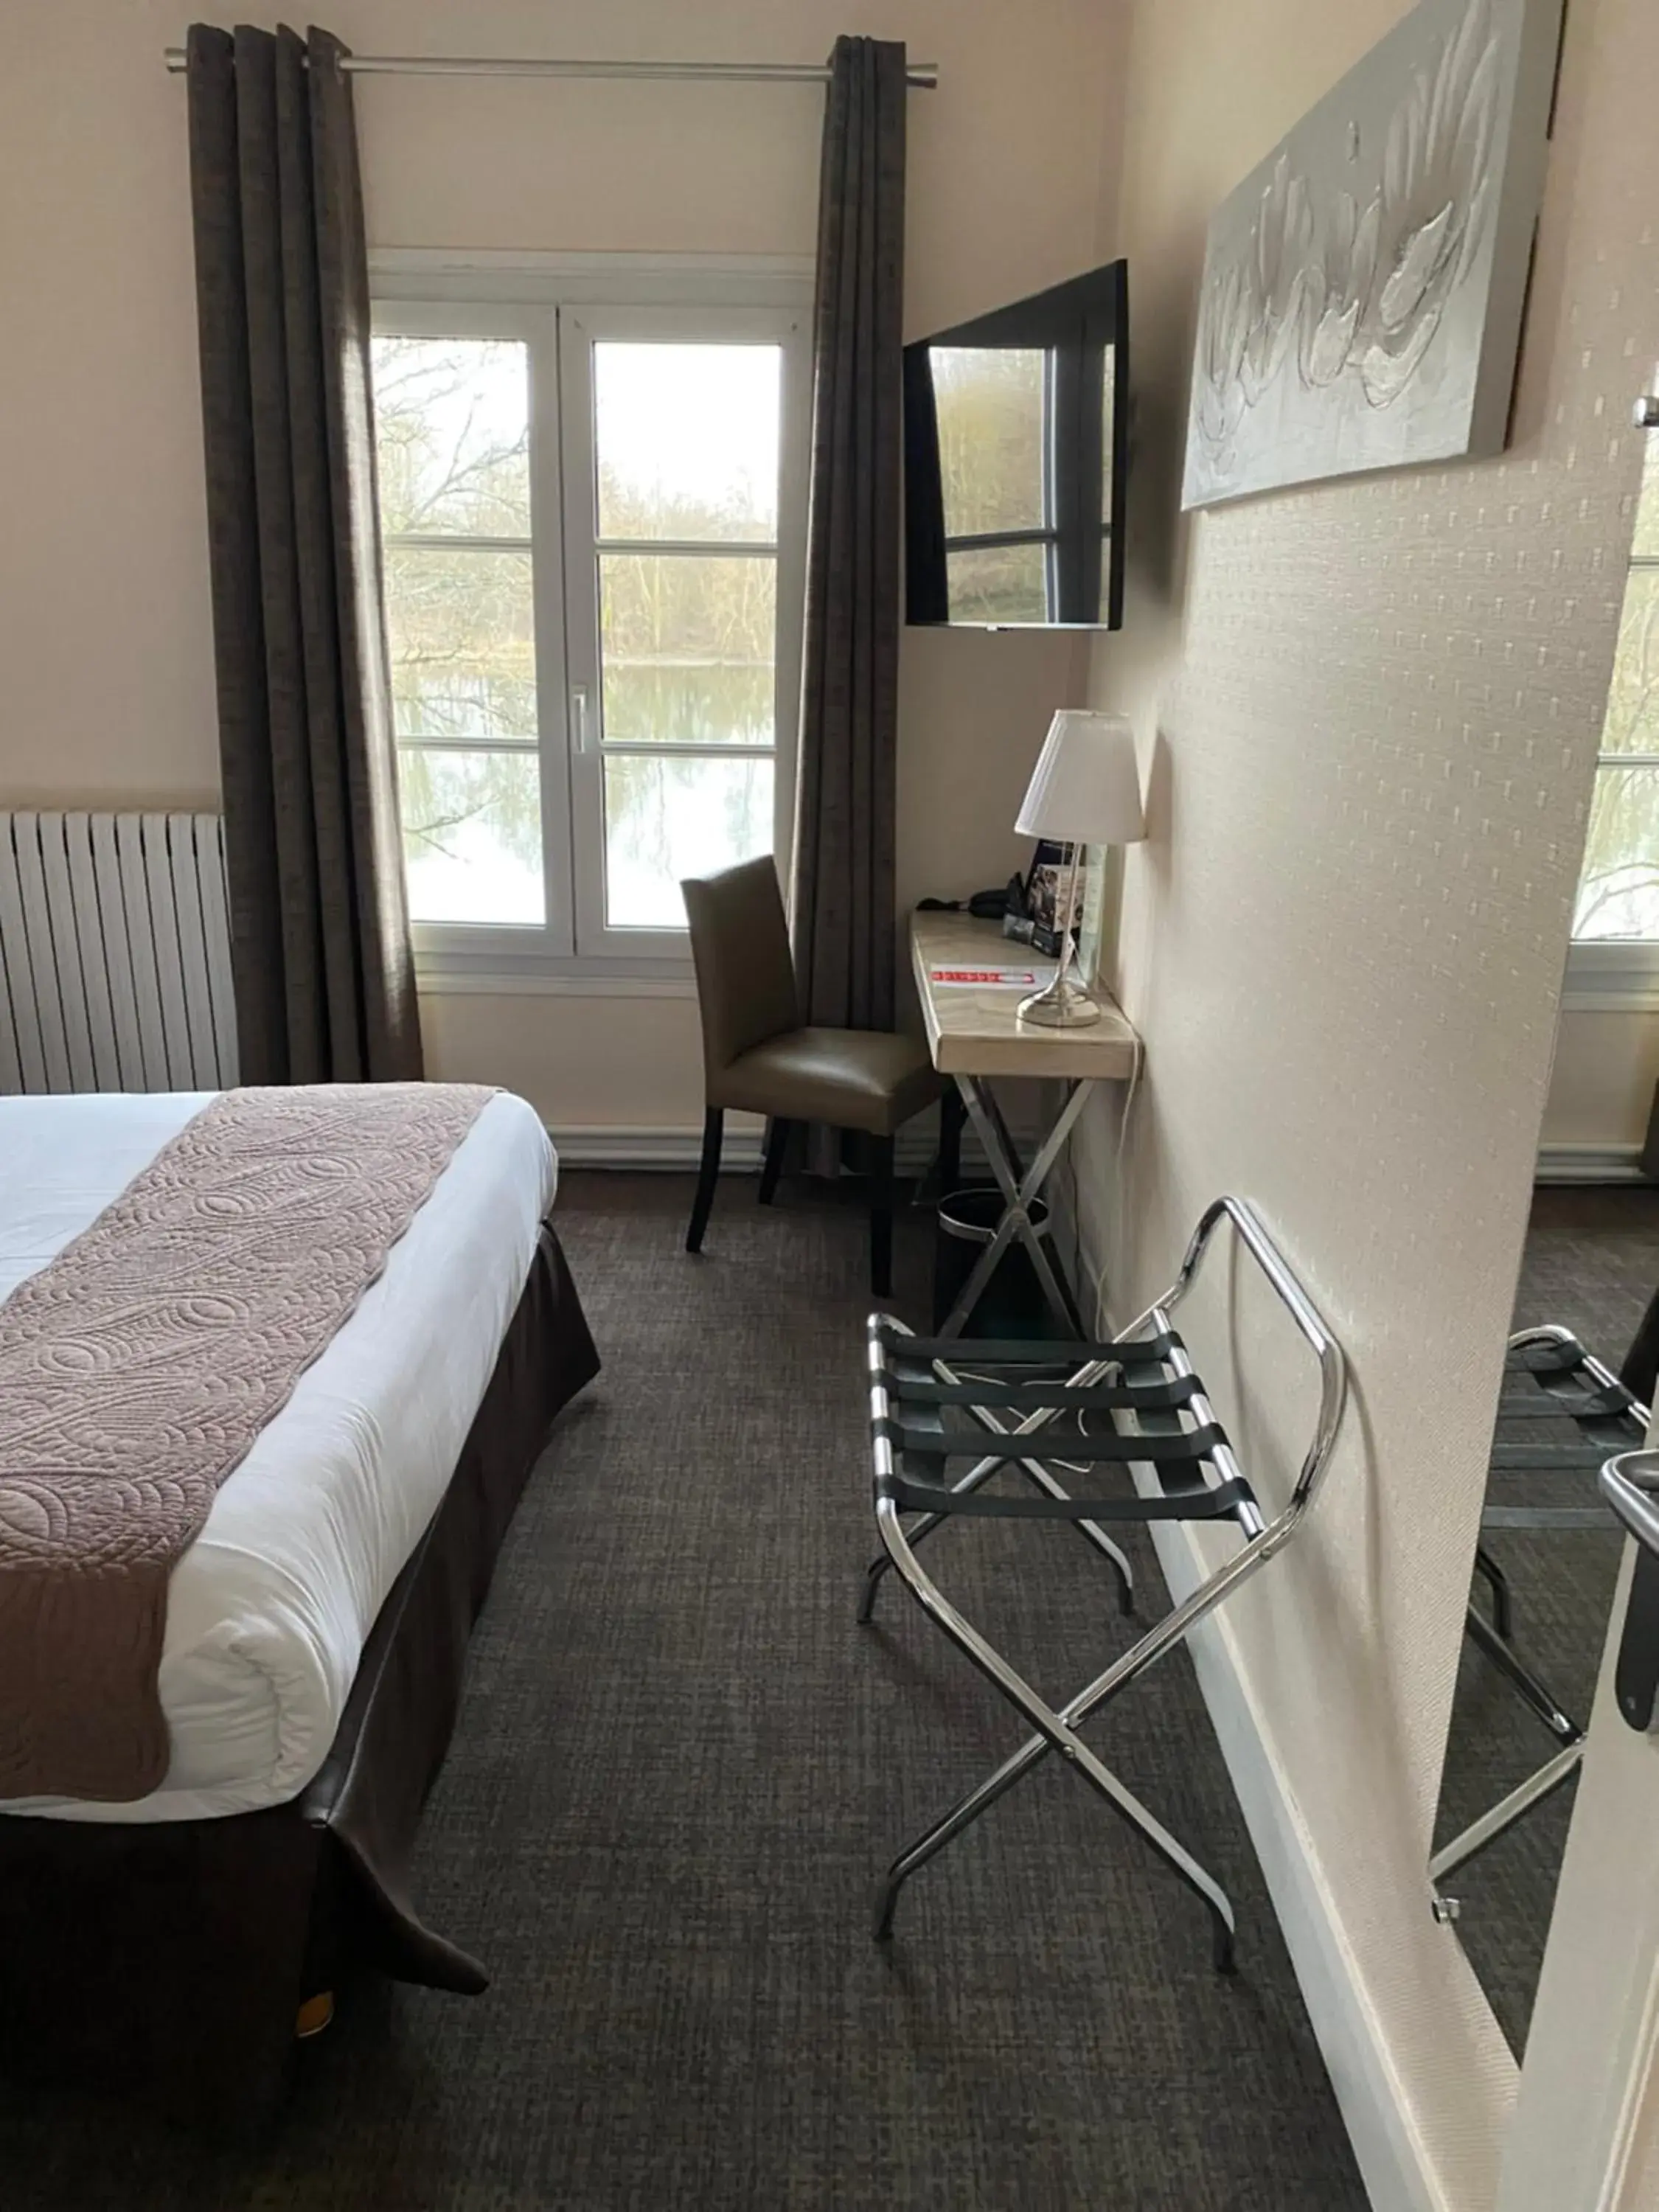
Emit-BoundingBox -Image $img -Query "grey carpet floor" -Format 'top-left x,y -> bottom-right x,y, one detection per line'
0,1171 -> 1363,2212
1435,1184 -> 1659,2059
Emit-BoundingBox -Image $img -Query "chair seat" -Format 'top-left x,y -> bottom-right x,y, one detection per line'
713,1025 -> 939,1135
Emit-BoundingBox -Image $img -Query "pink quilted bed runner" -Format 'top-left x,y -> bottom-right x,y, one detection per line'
0,1082 -> 493,1802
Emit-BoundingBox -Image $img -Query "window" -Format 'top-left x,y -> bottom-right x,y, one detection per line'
1570,437 -> 1659,976
370,266 -> 809,975
376,333 -> 543,928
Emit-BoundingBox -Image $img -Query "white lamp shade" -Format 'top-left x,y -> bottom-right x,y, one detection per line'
1015,709 -> 1145,845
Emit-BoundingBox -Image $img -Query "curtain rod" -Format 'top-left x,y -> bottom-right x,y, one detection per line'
162,49 -> 939,88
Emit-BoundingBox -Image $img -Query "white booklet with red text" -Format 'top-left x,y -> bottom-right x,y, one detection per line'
928,962 -> 1051,989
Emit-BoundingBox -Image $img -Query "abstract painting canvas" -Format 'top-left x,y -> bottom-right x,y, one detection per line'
1181,0 -> 1563,509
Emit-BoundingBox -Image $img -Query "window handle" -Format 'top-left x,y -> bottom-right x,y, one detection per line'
571,684 -> 593,752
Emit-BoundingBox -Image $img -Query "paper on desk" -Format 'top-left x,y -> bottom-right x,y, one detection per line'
928,963 -> 1051,988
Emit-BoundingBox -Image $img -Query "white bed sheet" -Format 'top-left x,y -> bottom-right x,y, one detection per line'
0,1088 -> 557,1823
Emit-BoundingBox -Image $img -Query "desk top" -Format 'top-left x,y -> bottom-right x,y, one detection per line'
910,910 -> 1140,1079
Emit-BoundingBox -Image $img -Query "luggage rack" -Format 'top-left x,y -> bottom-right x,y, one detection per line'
861,1196 -> 1346,1969
1432,1324 -> 1649,1891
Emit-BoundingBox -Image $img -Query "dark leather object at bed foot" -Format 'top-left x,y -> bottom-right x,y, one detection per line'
0,1222 -> 599,2136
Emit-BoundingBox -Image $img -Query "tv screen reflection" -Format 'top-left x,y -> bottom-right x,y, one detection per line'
903,260 -> 1127,630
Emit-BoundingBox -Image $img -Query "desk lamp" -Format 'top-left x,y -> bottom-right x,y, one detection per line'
1014,709 -> 1145,1028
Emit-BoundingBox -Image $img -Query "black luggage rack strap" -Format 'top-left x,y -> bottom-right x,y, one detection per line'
859,1197 -> 1347,1975
869,1319 -> 1257,1526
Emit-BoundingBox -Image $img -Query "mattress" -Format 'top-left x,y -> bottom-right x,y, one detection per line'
0,1088 -> 557,1823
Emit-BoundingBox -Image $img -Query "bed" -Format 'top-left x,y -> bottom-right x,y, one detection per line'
0,1085 -> 599,2129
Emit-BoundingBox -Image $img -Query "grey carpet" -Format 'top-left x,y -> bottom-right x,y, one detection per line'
0,1171 -> 1363,2211
1435,1184 -> 1659,2059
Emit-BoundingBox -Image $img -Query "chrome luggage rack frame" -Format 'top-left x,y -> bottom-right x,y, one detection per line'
861,1196 -> 1346,1969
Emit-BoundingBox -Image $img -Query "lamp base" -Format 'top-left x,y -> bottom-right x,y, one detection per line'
1017,975 -> 1102,1028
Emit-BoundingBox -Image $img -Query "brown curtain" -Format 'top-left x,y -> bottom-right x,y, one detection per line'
187,23 -> 421,1085
790,35 -> 908,1038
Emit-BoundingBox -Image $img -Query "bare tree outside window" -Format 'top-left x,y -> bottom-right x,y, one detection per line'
590,341 -> 782,928
373,336 -> 543,923
370,330 -> 787,935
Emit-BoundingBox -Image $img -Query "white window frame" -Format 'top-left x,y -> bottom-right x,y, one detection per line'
1563,504 -> 1659,1008
369,251 -> 813,990
1564,730 -> 1659,1009
560,302 -> 807,962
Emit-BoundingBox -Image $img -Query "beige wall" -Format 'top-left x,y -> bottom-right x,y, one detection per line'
1077,0 -> 1652,2204
1541,1005 -> 1659,1154
0,0 -> 1119,1130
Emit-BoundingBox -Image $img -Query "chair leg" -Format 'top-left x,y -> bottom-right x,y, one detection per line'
686,1107 -> 723,1253
759,1116 -> 793,1206
869,1134 -> 895,1299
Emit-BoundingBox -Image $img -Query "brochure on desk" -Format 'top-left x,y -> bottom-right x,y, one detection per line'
928,961 -> 1057,990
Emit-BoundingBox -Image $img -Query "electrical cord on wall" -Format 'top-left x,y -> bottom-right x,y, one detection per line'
1056,1033 -> 1144,1471
1116,1034 -> 1144,1180
1085,1032 -> 1143,1340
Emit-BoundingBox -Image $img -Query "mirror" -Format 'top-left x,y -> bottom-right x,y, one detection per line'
1431,1203 -> 1653,2053
1431,437 -> 1659,2056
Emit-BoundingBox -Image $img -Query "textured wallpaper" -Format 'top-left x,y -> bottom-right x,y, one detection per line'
1077,0 -> 1654,2202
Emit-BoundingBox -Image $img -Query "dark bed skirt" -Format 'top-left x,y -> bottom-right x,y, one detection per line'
0,1222 -> 599,2132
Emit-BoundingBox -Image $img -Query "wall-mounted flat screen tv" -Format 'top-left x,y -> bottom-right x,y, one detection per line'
903,259 -> 1128,630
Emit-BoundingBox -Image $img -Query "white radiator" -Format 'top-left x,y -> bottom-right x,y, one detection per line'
0,811 -> 239,1096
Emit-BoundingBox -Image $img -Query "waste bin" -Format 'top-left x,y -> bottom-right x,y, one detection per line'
932,1185 -> 1060,1338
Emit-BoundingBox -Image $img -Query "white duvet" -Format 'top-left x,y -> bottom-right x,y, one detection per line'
0,1088 -> 557,1823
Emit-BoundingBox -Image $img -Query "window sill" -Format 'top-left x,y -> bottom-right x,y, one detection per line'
1562,940 -> 1659,1012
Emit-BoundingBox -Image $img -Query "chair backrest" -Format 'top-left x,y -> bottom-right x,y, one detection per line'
681,856 -> 802,1079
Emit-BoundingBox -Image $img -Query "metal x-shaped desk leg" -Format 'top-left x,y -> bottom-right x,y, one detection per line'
937,1074 -> 1093,1339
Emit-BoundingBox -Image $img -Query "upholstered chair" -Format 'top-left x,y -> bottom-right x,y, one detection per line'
681,858 -> 939,1295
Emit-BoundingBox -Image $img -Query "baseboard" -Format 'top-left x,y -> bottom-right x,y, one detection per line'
1146,1518 -> 1441,2212
549,1116 -> 1018,1175
1068,1239 -> 1442,2212
1535,1142 -> 1646,1184
549,1124 -> 751,1169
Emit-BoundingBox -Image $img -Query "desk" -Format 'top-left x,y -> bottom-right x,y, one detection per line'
911,910 -> 1141,1336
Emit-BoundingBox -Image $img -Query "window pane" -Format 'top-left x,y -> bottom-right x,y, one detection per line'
1598,568 -> 1659,756
933,347 -> 1047,538
595,344 -> 780,543
371,336 -> 530,537
599,553 -> 774,745
386,545 -> 537,740
1573,767 -> 1659,940
604,754 -> 772,928
946,543 -> 1049,625
397,748 -> 544,925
